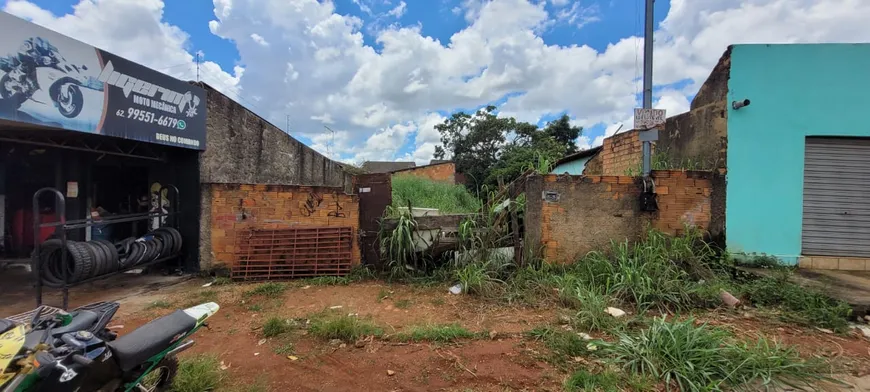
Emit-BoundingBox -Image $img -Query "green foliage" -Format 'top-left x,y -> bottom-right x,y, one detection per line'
393,324 -> 476,342
740,274 -> 852,332
262,317 -> 293,338
434,107 -> 581,192
272,342 -> 295,356
394,298 -> 412,309
172,354 -> 223,392
308,314 -> 383,342
571,285 -> 619,332
601,317 -> 827,391
212,276 -> 233,286
379,206 -> 422,278
564,369 -> 619,392
527,327 -> 593,367
245,282 -> 287,297
391,176 -> 481,213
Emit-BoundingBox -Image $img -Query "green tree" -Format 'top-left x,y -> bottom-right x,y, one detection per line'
542,114 -> 582,154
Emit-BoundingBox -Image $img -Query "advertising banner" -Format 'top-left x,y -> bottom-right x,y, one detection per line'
0,12 -> 206,150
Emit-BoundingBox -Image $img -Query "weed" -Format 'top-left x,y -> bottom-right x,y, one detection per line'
380,206 -> 423,279
246,304 -> 264,312
245,282 -> 287,297
564,369 -> 619,392
172,354 -> 223,392
527,326 -> 592,367
430,297 -> 445,306
308,276 -> 351,286
377,289 -> 390,302
262,317 -> 292,337
601,317 -> 827,391
394,298 -> 412,309
454,261 -> 505,296
391,175 -> 482,214
145,300 -> 171,310
308,313 -> 383,342
272,341 -> 295,355
227,328 -> 238,335
572,285 -> 618,332
212,276 -> 233,286
393,324 -> 475,342
740,274 -> 851,332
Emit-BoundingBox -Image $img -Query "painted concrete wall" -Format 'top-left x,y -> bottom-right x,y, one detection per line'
726,44 -> 870,264
551,157 -> 590,175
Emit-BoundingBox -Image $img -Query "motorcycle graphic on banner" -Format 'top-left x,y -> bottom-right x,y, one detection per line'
0,12 -> 206,150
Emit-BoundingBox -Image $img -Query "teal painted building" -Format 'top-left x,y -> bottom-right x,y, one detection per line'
725,44 -> 870,264
551,147 -> 601,175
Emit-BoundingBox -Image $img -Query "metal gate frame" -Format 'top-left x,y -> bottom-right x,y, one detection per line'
231,226 -> 354,281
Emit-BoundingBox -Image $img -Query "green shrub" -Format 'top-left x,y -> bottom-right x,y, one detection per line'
572,285 -> 619,332
391,175 -> 481,214
740,275 -> 851,332
262,317 -> 292,337
308,314 -> 383,342
564,369 -> 619,392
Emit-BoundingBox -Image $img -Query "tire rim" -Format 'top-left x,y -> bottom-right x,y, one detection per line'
57,85 -> 76,114
136,365 -> 170,392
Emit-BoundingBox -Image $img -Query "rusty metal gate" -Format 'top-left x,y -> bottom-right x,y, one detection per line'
355,174 -> 392,267
231,227 -> 353,281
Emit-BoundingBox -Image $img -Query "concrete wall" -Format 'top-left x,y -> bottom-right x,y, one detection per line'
726,44 -> 870,264
206,183 -> 360,269
658,101 -> 728,171
198,84 -> 352,190
392,162 -> 456,183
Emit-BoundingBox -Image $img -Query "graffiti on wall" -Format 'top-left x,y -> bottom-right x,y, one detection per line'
300,192 -> 324,217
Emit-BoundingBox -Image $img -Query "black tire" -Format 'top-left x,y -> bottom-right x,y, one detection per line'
48,78 -> 84,118
68,242 -> 93,282
80,242 -> 103,278
39,240 -> 91,285
38,241 -> 64,287
135,356 -> 178,392
123,242 -> 146,269
94,240 -> 120,273
153,231 -> 173,257
165,227 -> 183,255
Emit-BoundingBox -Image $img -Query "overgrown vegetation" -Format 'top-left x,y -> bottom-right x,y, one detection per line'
172,355 -> 223,392
740,273 -> 851,332
244,282 -> 288,297
262,317 -> 293,337
391,176 -> 481,214
393,324 -> 476,343
308,313 -> 383,342
145,300 -> 171,310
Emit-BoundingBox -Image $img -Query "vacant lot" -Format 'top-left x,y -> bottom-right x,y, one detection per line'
114,277 -> 870,392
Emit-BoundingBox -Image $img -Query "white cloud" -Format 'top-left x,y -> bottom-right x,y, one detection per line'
556,2 -> 600,29
11,0 -> 870,164
387,1 -> 407,18
250,33 -> 269,46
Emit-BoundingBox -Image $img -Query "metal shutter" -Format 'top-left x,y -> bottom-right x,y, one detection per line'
802,137 -> 870,257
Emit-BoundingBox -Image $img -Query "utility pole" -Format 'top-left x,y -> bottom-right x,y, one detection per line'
640,0 -> 655,176
286,115 -> 291,134
195,52 -> 201,82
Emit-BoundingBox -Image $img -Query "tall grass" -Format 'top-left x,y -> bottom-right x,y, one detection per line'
172,355 -> 224,392
740,273 -> 852,332
602,317 -> 827,391
308,313 -> 383,342
391,175 -> 481,214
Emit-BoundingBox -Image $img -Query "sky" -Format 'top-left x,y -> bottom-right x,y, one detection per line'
3,0 -> 869,165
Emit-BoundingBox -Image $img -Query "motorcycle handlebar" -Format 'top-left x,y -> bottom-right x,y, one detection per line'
71,354 -> 92,367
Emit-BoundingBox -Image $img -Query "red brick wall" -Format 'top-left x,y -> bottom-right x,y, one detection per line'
601,130 -> 648,175
208,183 -> 360,267
650,170 -> 712,236
392,163 -> 455,183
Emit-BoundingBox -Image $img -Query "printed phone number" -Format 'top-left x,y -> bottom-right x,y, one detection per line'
156,133 -> 200,147
116,108 -> 187,130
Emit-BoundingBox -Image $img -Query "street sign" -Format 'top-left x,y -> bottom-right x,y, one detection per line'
634,108 -> 666,129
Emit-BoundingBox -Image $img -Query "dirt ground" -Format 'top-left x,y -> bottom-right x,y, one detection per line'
88,279 -> 870,392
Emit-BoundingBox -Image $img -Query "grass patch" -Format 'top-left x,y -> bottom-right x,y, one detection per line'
308,313 -> 383,342
172,354 -> 223,392
564,369 -> 619,392
527,326 -> 592,367
272,341 -> 295,355
246,304 -> 263,312
601,317 -> 828,391
393,324 -> 476,342
430,297 -> 445,306
740,273 -> 851,332
145,300 -> 171,310
377,289 -> 391,302
245,282 -> 287,297
212,276 -> 233,286
391,175 -> 481,214
262,317 -> 293,338
394,298 -> 412,309
571,285 -> 619,332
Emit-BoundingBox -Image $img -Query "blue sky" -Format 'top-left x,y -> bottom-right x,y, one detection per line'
6,0 -> 723,164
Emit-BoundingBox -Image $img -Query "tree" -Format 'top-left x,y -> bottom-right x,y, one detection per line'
434,108 -> 582,193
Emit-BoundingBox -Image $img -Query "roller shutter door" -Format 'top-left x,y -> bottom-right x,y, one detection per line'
801,137 -> 870,257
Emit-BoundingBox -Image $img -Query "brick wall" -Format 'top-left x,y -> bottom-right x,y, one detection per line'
601,130 -> 647,175
392,162 -> 456,183
206,183 -> 360,268
650,170 -> 713,236
527,171 -> 715,263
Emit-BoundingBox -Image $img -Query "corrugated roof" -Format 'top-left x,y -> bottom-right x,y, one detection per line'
554,146 -> 602,166
361,161 -> 417,173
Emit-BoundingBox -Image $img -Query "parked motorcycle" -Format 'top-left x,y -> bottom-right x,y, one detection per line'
0,301 -> 219,392
0,56 -> 100,119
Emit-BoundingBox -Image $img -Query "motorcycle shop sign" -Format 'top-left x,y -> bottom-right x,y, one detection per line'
0,12 -> 206,150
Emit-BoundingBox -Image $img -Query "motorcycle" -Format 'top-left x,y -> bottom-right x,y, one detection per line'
0,301 -> 219,392
0,57 -> 99,119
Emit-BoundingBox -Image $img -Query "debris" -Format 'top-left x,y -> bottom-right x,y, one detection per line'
329,339 -> 343,347
720,290 -> 741,308
585,343 -> 598,351
302,285 -> 311,290
855,325 -> 870,339
605,307 -> 626,318
449,284 -> 463,295
329,305 -> 343,309
815,327 -> 834,334
489,331 -> 498,340
220,361 -> 230,370
202,281 -> 214,288
354,340 -> 367,348
258,339 -> 267,345
577,332 -> 593,340
107,325 -> 124,330
254,352 -> 260,356
287,355 -> 299,361
558,315 -> 571,324
387,370 -> 396,376
339,343 -> 347,348
864,315 -> 870,323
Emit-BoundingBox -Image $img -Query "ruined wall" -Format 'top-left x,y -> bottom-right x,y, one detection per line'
538,175 -> 646,262
601,130 -> 645,175
198,84 -> 352,190
204,183 -> 360,269
392,162 -> 456,183
583,152 -> 602,175
650,171 -> 713,236
658,102 -> 728,171
691,46 -> 731,110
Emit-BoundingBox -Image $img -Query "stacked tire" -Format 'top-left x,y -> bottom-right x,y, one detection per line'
38,227 -> 182,286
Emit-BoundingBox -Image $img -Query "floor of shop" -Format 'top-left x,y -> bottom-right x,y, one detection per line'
0,264 -> 193,317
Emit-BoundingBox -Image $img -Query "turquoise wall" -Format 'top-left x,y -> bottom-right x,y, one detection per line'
552,157 -> 590,175
726,44 -> 870,264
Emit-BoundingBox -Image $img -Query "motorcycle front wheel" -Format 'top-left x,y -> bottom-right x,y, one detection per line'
133,357 -> 178,392
49,78 -> 84,118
